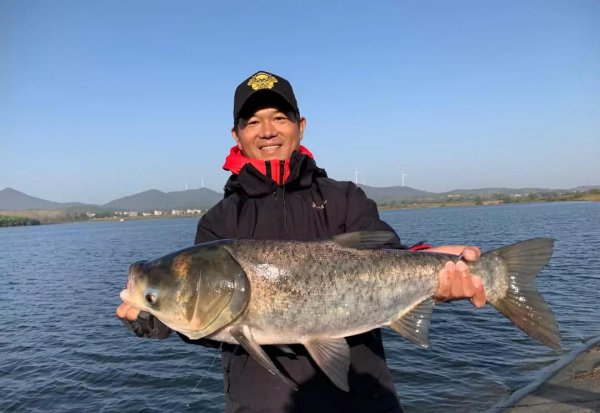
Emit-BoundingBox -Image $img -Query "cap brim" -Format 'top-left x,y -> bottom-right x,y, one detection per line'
236,90 -> 297,120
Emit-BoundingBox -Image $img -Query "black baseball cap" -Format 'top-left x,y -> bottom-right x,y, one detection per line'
233,71 -> 299,123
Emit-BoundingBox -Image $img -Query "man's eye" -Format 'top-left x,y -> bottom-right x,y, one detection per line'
274,116 -> 287,121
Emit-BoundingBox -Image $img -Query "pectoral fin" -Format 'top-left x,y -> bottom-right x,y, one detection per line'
304,337 -> 351,392
388,298 -> 434,349
229,325 -> 298,390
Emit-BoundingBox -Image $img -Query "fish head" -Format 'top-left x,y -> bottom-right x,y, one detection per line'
120,242 -> 250,339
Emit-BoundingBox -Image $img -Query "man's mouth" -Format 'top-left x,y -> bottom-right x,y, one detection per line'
260,144 -> 282,151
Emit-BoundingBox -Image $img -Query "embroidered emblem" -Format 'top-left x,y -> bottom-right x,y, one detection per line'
247,72 -> 278,90
311,200 -> 327,210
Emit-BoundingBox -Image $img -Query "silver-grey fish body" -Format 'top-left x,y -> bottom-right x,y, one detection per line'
122,232 -> 560,391
210,239 -> 453,344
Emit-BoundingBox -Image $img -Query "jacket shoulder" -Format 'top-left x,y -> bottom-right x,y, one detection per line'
195,192 -> 254,242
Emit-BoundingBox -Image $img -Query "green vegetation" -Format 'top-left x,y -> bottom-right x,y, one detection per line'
377,189 -> 600,210
0,215 -> 41,227
1,189 -> 597,224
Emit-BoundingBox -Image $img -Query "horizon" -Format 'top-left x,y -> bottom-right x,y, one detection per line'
2,182 -> 599,207
2,1 -> 599,204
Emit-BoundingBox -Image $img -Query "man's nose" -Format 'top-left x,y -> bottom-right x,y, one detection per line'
258,121 -> 277,138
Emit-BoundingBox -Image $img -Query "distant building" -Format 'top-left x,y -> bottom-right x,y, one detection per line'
171,209 -> 185,215
186,209 -> 203,214
153,210 -> 163,216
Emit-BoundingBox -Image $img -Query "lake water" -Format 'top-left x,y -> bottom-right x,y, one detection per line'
2,202 -> 599,412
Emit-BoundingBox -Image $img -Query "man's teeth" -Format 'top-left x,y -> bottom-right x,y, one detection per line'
261,145 -> 281,150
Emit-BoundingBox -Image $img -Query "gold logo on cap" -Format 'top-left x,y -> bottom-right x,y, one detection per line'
247,72 -> 278,90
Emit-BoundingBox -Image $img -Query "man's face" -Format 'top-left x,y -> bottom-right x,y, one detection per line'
232,107 -> 306,161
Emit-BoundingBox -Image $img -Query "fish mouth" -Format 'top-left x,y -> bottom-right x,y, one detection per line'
121,261 -> 145,308
119,274 -> 145,311
119,288 -> 136,308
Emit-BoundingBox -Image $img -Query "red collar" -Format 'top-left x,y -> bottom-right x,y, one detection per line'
223,145 -> 314,184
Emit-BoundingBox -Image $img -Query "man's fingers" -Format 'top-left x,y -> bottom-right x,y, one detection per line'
456,261 -> 474,297
470,276 -> 486,308
116,302 -> 140,321
448,262 -> 467,298
461,247 -> 481,262
436,259 -> 487,308
126,306 -> 140,321
436,267 -> 451,300
116,303 -> 128,318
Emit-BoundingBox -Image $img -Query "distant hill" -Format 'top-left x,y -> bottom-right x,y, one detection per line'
102,188 -> 223,211
0,187 -> 222,212
442,187 -> 554,196
0,188 -> 92,210
2,183 -> 598,212
572,185 -> 600,192
359,185 -> 436,202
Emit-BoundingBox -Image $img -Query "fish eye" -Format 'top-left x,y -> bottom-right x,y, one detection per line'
145,289 -> 158,305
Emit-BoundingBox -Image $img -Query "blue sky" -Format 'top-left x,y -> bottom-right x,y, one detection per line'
2,0 -> 599,204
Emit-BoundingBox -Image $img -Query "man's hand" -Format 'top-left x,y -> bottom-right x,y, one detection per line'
116,279 -> 141,321
116,302 -> 140,321
425,245 -> 486,308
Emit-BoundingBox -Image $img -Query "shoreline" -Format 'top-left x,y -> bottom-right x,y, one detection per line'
1,198 -> 598,227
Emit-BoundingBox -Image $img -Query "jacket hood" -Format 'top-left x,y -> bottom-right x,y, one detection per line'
223,145 -> 314,176
222,145 -> 327,197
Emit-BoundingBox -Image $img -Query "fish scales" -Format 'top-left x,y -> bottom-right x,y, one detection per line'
224,239 -> 451,342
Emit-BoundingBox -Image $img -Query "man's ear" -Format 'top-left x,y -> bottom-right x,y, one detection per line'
231,127 -> 243,150
298,117 -> 306,142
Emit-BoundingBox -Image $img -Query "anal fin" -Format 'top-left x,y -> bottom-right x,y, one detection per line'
388,298 -> 434,349
304,337 -> 351,392
230,325 -> 298,390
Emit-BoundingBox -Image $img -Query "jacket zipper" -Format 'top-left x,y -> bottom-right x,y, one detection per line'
279,160 -> 285,185
265,161 -> 272,181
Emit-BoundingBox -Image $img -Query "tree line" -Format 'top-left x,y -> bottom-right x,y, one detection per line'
0,215 -> 42,227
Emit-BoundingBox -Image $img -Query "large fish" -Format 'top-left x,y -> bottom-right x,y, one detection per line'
120,232 -> 561,391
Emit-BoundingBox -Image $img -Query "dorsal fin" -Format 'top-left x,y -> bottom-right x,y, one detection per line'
332,231 -> 400,249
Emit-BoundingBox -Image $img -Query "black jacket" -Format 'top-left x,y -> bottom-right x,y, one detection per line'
186,148 -> 404,413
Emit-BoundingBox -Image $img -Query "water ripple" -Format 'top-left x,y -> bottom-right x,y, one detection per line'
2,204 -> 600,412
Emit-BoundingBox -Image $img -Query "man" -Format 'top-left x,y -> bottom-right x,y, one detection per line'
117,71 -> 486,412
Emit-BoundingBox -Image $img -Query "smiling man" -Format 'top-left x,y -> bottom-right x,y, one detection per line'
117,71 -> 485,413
232,74 -> 306,162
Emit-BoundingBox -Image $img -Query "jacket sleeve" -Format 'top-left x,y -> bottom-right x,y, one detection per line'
194,206 -> 227,244
344,183 -> 405,248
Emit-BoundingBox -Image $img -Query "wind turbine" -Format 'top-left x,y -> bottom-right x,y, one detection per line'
355,169 -> 360,185
401,171 -> 408,187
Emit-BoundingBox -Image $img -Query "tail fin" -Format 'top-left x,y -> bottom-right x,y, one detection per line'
487,238 -> 562,351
